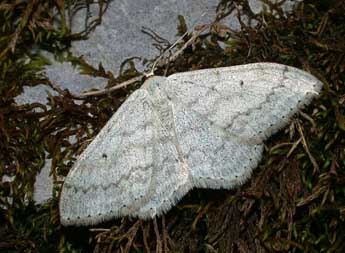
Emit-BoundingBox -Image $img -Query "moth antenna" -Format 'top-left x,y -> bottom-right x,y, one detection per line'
145,31 -> 189,77
144,12 -> 207,77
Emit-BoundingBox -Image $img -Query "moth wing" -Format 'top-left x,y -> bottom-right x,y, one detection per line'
165,63 -> 322,143
164,63 -> 322,188
59,88 -> 183,225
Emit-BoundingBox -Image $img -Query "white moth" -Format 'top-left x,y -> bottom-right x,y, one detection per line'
59,62 -> 322,226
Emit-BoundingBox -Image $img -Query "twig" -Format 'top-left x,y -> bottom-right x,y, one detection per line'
48,80 -> 67,96
269,142 -> 294,152
191,202 -> 212,231
141,221 -> 151,253
124,220 -> 141,253
89,228 -> 110,232
299,111 -> 317,131
153,218 -> 162,253
296,121 -> 319,173
296,185 -> 329,207
162,216 -> 169,253
286,137 -> 302,157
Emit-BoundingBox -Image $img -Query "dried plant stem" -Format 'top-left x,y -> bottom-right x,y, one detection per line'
141,221 -> 151,253
153,218 -> 162,253
191,202 -> 212,231
89,228 -> 110,232
162,216 -> 169,253
286,138 -> 302,157
124,220 -> 141,253
270,142 -> 295,153
299,111 -> 317,131
296,185 -> 329,207
296,122 -> 319,173
48,80 -> 67,96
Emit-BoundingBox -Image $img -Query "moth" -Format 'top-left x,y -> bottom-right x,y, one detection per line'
59,62 -> 322,226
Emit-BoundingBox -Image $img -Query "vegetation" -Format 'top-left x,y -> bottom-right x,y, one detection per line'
0,0 -> 344,252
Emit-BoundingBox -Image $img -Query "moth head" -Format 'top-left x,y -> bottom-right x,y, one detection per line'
142,76 -> 167,93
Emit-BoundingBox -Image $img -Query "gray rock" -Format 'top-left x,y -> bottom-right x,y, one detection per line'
33,159 -> 54,204
14,84 -> 57,107
69,0 -> 220,73
249,0 -> 301,15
